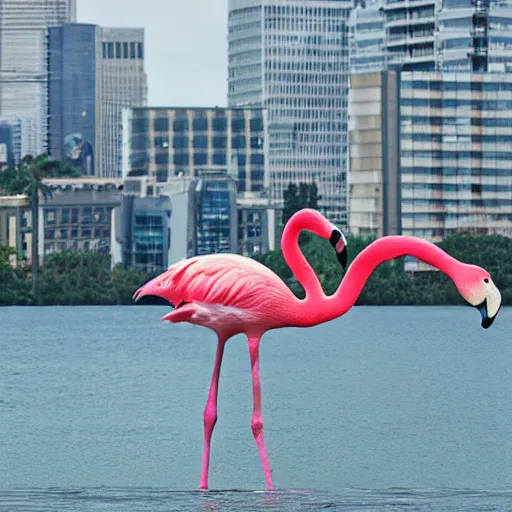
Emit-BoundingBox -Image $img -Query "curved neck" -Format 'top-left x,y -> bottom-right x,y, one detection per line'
281,210 -> 328,302
301,236 -> 465,326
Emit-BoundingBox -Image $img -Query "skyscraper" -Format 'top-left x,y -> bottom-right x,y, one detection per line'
228,0 -> 353,227
100,28 -> 148,177
48,24 -> 147,177
0,0 -> 76,158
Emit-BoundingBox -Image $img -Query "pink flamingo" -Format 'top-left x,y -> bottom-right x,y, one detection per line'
133,208 -> 501,491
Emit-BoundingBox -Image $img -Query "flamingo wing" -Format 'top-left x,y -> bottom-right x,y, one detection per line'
134,253 -> 296,313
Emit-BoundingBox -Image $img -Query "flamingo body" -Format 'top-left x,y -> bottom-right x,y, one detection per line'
137,253 -> 299,336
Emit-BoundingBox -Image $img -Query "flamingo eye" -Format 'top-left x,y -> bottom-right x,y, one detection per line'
484,278 -> 489,283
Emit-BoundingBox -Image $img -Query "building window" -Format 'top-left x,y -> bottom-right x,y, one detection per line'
173,118 -> 188,132
250,118 -> 263,132
193,135 -> 208,148
154,135 -> 169,148
102,42 -> 107,58
173,135 -> 188,148
194,153 -> 207,165
137,42 -> 144,59
130,42 -> 136,59
193,117 -> 208,131
155,153 -> 169,165
251,154 -> 264,165
83,208 -> 92,224
123,41 -> 129,58
107,42 -> 114,58
174,153 -> 189,165
232,136 -> 246,149
156,170 -> 168,182
45,210 -> 56,226
213,153 -> 226,165
213,118 -> 227,131
154,117 -> 169,132
213,136 -> 227,148
116,42 -> 122,59
231,118 -> 245,132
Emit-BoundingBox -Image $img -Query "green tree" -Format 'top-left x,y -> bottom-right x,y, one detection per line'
282,182 -> 322,226
0,155 -> 82,304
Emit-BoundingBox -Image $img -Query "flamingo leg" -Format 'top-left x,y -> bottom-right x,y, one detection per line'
200,336 -> 226,490
248,335 -> 274,490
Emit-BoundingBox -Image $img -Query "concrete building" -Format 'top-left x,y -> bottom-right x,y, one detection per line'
39,178 -> 122,261
100,28 -> 148,178
48,24 -> 147,178
0,0 -> 76,158
348,70 -> 512,241
348,71 -> 401,237
0,195 -> 31,266
228,0 -> 353,227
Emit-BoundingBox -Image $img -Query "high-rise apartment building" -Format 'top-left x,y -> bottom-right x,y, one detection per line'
0,0 -> 76,158
228,0 -> 353,227
349,0 -> 512,74
437,0 -> 512,72
48,24 -> 147,177
349,70 -> 512,241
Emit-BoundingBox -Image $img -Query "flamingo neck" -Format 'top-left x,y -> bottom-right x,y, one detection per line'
299,236 -> 465,326
281,210 -> 327,302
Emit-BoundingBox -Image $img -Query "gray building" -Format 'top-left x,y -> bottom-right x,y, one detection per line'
0,0 -> 76,158
40,178 -> 122,261
228,0 -> 353,227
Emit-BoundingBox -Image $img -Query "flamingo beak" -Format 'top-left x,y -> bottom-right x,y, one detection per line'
329,229 -> 348,269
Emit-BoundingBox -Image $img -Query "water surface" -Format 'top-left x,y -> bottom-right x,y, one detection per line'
1,305 -> 511,509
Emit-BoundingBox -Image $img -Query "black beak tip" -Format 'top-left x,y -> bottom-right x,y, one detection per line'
338,247 -> 348,269
481,316 -> 495,329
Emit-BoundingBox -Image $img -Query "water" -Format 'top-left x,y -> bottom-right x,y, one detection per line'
1,305 -> 511,510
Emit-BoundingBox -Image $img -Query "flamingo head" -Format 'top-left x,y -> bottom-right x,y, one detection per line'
453,265 -> 501,329
329,226 -> 348,269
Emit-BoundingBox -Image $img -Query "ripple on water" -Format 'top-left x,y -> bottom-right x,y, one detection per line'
0,488 -> 511,512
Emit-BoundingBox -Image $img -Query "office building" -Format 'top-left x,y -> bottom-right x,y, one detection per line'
48,24 -> 147,178
123,106 -> 267,190
39,178 -> 122,261
348,70 -> 512,241
228,0 -> 353,226
0,0 -> 76,158
100,28 -> 148,177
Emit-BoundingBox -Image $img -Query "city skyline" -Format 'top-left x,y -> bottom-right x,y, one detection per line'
77,0 -> 228,107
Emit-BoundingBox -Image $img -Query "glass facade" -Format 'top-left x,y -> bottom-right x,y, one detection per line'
228,0 -> 352,226
48,24 -> 97,176
195,173 -> 237,255
125,107 -> 267,195
400,72 -> 512,240
0,0 -> 75,158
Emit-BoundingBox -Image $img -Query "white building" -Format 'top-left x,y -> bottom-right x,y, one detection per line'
0,0 -> 76,158
228,0 -> 353,227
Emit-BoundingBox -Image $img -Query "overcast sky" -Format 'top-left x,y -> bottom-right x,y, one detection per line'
77,0 -> 228,107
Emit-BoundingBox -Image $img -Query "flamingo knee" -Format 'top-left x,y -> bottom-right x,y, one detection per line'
204,405 -> 218,433
251,417 -> 264,438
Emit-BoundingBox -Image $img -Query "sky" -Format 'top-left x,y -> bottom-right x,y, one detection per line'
78,0 -> 228,107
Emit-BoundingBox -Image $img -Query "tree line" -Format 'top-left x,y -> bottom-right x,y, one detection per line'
0,177 -> 510,307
